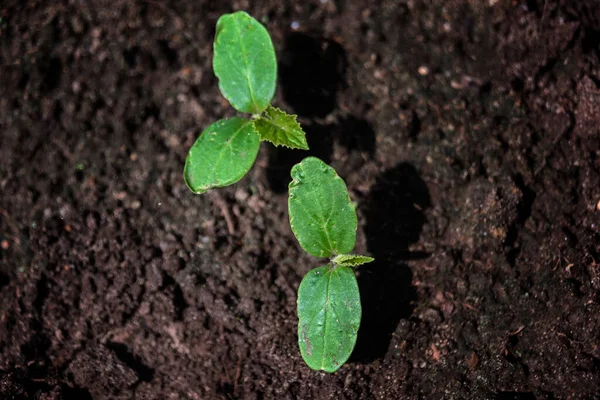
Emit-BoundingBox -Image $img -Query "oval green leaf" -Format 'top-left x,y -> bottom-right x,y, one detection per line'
213,11 -> 276,114
184,118 -> 260,194
297,265 -> 361,373
288,157 -> 357,258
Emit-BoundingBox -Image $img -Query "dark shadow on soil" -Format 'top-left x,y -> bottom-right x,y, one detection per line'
495,393 -> 536,400
105,342 -> 155,382
266,117 -> 375,193
0,271 -> 8,290
336,116 -> 376,158
62,385 -> 94,400
352,163 -> 430,363
269,33 -> 374,192
279,32 -> 346,118
266,123 -> 334,193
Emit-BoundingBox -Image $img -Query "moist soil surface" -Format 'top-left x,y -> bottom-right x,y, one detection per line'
1,1 -> 600,399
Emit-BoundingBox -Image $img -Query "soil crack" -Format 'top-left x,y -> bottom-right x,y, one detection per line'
105,342 -> 155,382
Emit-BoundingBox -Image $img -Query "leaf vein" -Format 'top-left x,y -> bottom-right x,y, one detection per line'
232,18 -> 258,112
321,268 -> 333,370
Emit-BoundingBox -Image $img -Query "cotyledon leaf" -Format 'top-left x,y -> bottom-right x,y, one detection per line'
332,254 -> 374,267
184,118 -> 260,194
288,157 -> 357,258
213,11 -> 277,114
252,105 -> 309,150
297,265 -> 361,373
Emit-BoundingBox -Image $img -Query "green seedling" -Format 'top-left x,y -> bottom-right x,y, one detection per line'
183,11 -> 374,373
184,11 -> 308,194
289,157 -> 374,372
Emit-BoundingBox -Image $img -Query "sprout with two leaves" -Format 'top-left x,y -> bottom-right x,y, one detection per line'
184,11 -> 308,194
289,157 -> 373,372
183,12 -> 374,373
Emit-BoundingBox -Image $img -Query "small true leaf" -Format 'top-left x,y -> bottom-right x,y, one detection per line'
297,265 -> 361,373
184,118 -> 260,194
213,11 -> 277,114
332,254 -> 374,267
288,157 -> 357,258
253,105 -> 309,150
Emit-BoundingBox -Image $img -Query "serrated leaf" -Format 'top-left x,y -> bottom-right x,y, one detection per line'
184,118 -> 260,194
332,254 -> 374,267
298,265 -> 361,373
213,11 -> 276,114
253,105 -> 309,150
288,157 -> 357,258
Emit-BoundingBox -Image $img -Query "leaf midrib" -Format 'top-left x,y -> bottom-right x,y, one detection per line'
302,163 -> 335,255
208,120 -> 253,187
232,17 -> 258,113
321,267 -> 333,370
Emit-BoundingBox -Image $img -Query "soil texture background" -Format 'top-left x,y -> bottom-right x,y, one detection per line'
1,0 -> 600,399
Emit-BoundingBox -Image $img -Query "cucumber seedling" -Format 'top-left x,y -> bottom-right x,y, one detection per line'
184,11 -> 309,194
289,157 -> 374,373
183,12 -> 374,373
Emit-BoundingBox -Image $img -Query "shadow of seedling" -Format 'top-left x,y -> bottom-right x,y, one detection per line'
279,32 -> 346,118
267,33 -> 375,192
352,163 -> 431,363
267,117 -> 376,193
266,123 -> 334,193
495,393 -> 535,400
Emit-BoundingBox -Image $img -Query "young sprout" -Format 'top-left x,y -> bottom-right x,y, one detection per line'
289,157 -> 374,372
183,12 -> 375,373
184,11 -> 308,194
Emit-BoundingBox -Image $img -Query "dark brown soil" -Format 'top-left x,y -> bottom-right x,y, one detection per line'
1,0 -> 600,399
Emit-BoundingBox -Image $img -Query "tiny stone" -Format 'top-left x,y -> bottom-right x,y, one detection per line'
235,189 -> 249,202
418,66 -> 429,76
467,352 -> 479,369
113,191 -> 127,200
139,301 -> 151,315
1,240 -> 9,250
